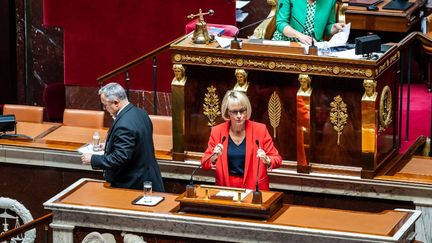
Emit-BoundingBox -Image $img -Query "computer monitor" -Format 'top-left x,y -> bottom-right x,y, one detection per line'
0,115 -> 17,133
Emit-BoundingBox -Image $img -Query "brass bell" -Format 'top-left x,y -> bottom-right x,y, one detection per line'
187,9 -> 215,45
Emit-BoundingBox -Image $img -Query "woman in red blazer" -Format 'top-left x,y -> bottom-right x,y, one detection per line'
201,90 -> 282,190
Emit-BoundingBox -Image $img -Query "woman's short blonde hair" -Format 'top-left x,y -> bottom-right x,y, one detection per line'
221,90 -> 252,120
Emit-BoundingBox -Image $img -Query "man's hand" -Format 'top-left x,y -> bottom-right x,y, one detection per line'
81,153 -> 92,165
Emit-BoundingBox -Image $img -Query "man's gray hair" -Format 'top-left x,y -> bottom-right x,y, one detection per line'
98,82 -> 127,102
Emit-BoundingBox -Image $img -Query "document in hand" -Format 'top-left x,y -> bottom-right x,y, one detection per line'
78,144 -> 104,155
316,23 -> 351,48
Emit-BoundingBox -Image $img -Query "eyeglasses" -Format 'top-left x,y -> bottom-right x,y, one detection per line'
228,108 -> 247,116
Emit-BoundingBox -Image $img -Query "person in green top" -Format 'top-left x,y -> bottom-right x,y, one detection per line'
273,0 -> 345,45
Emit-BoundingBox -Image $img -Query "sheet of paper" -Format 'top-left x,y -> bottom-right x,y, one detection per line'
216,189 -> 252,201
236,1 -> 250,9
329,48 -> 363,59
262,40 -> 291,46
316,23 -> 351,48
77,144 -> 104,155
215,36 -> 233,48
134,196 -> 164,206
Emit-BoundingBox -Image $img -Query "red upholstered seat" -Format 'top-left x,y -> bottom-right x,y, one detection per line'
185,19 -> 238,37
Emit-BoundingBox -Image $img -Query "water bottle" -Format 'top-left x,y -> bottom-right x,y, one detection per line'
92,131 -> 100,151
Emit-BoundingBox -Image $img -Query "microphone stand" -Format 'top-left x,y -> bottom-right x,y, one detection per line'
252,140 -> 263,204
186,163 -> 202,198
231,15 -> 275,49
309,32 -> 318,55
289,4 -> 317,55
186,136 -> 226,198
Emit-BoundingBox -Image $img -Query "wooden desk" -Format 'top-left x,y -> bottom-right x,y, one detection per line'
171,34 -> 401,178
377,156 -> 432,184
2,144 -> 432,242
346,0 -> 426,32
0,123 -> 108,152
42,125 -> 108,147
14,121 -> 60,138
0,123 -> 172,160
45,179 -> 420,242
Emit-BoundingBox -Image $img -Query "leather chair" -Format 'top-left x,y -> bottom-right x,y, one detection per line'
250,0 -> 348,40
149,115 -> 172,152
3,104 -> 44,123
63,109 -> 105,129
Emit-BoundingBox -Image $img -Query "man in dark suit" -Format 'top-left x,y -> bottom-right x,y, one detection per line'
81,82 -> 164,191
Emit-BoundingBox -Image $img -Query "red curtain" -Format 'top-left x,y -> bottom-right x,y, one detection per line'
43,0 -> 236,91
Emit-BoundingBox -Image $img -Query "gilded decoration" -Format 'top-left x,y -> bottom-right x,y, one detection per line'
268,92 -> 282,139
174,54 -> 375,78
332,66 -> 340,75
337,1 -> 348,23
174,54 -> 182,62
268,61 -> 276,69
379,85 -> 392,132
203,86 -> 221,127
236,59 -> 244,67
298,74 -> 312,95
330,95 -> 348,145
233,69 -> 249,92
172,64 -> 187,86
376,52 -> 400,75
362,79 -> 377,101
205,57 -> 212,64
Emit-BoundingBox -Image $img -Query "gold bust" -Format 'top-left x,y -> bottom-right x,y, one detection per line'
172,64 -> 186,85
298,74 -> 312,94
363,79 -> 377,100
233,69 -> 249,92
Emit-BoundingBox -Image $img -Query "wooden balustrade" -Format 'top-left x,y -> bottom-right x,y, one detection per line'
0,213 -> 53,242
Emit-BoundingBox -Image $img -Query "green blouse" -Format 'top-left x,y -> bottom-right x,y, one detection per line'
272,0 -> 337,41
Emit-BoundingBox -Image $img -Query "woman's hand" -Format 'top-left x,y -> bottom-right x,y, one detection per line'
211,143 -> 224,167
282,25 -> 314,46
331,23 -> 346,35
257,148 -> 271,167
295,32 -> 314,46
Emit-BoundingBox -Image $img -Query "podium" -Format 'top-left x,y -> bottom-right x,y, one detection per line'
170,35 -> 401,178
44,179 -> 421,242
175,185 -> 283,219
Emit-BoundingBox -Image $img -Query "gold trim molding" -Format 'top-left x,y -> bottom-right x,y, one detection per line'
173,54 -> 374,78
375,51 -> 400,75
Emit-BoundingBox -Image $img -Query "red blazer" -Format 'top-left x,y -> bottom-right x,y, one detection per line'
201,120 -> 282,190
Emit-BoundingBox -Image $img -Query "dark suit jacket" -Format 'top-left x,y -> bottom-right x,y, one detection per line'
91,103 -> 164,191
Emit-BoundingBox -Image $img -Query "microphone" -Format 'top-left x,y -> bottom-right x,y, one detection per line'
231,14 -> 275,49
288,2 -> 317,54
186,136 -> 226,198
252,139 -> 263,204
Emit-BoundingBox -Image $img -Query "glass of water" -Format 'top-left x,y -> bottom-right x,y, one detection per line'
319,41 -> 332,56
143,181 -> 152,203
